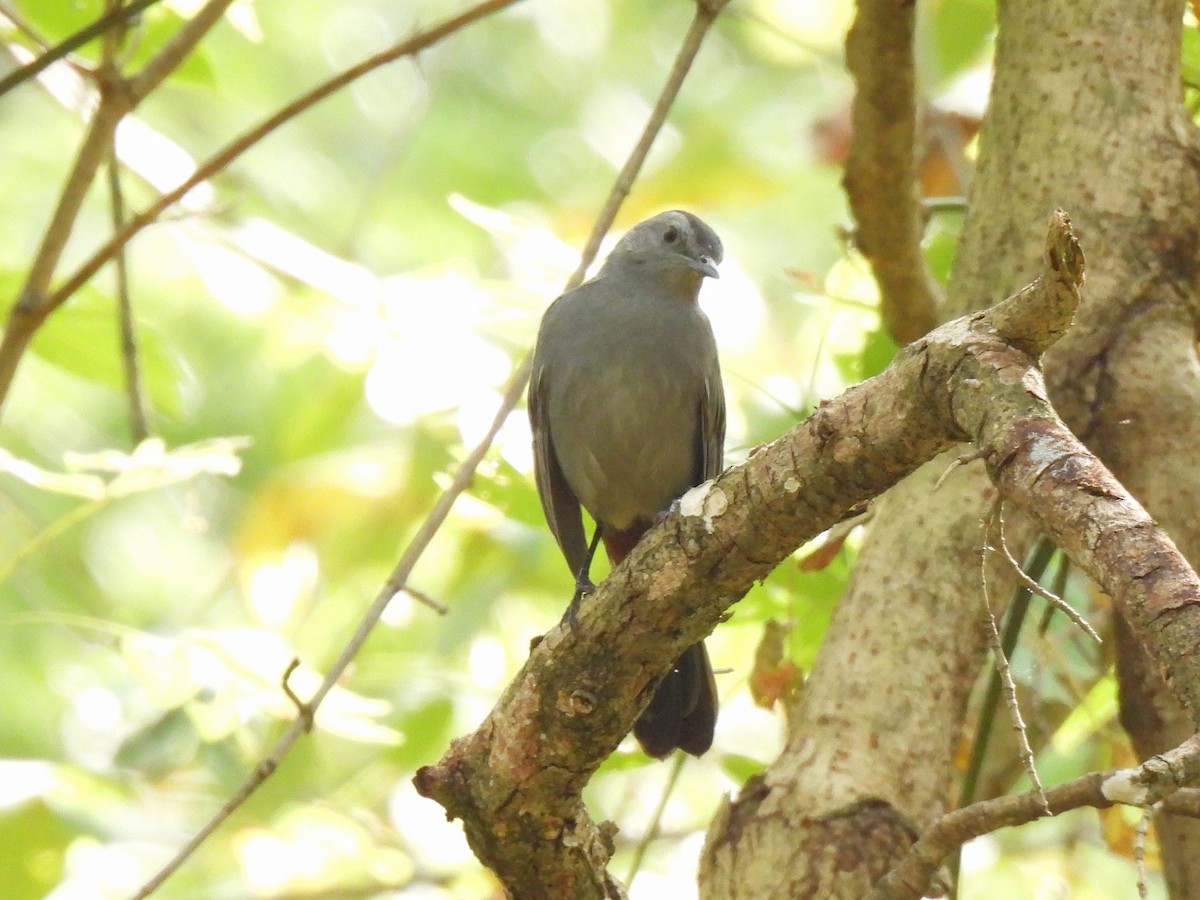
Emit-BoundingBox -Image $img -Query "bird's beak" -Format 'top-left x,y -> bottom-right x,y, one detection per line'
688,255 -> 720,279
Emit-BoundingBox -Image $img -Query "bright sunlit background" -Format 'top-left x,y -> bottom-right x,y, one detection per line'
0,0 -> 1169,897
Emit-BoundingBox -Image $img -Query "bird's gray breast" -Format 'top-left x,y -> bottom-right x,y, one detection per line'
542,288 -> 716,530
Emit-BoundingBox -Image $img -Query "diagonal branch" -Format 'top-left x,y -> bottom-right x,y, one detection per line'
0,0 -> 518,419
415,211 -> 1200,895
867,734 -> 1200,899
843,0 -> 942,344
0,0 -> 164,97
126,0 -> 235,102
571,0 -> 732,280
127,2 -> 730,896
3,100 -> 128,388
0,0 -> 236,418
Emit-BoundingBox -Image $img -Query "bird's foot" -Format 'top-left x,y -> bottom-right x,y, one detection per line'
565,577 -> 596,631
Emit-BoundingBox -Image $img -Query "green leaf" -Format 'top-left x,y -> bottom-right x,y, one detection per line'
922,0 -> 996,88
719,753 -> 768,784
8,0 -> 105,41
923,224 -> 962,285
29,288 -> 184,417
858,326 -> 900,381
1183,25 -> 1200,89
114,707 -> 201,775
7,1 -> 214,88
0,797 -> 72,900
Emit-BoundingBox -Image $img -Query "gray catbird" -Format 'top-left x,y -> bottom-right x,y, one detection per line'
528,210 -> 725,758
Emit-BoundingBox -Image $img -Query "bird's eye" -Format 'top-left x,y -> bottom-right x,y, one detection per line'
663,226 -> 679,244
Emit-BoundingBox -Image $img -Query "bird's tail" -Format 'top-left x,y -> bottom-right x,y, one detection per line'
602,521 -> 719,758
633,641 -> 718,758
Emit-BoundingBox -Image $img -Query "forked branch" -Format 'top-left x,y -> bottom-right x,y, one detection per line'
416,213 -> 1200,896
128,1 -> 731,894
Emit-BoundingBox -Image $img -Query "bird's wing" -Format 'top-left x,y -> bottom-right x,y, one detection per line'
529,363 -> 590,576
698,365 -> 727,482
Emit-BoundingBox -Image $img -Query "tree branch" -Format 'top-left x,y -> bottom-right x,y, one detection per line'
102,1 -> 151,444
0,0 -> 519,419
414,212 -> 1182,895
127,2 -> 729,895
126,0 -> 234,102
572,0 -> 731,278
867,734 -> 1200,899
0,0 -> 164,97
108,151 -> 151,443
843,0 -> 942,343
0,97 -> 128,404
0,0 -> 236,419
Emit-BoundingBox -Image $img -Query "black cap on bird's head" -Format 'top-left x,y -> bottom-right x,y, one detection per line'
603,210 -> 723,280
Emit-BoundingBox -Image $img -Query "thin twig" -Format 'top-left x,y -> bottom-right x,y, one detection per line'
100,2 -> 124,89
933,448 -> 985,489
1134,804 -> 1152,900
0,0 -> 51,48
950,540 -> 1056,897
108,152 -> 151,442
922,196 -> 968,215
952,536 -> 1056,894
1038,548 -> 1071,634
280,657 -> 314,732
867,736 -> 1200,900
993,505 -> 1099,642
0,0 -> 237,418
0,0 -> 163,97
402,586 -> 449,616
101,0 -> 149,446
0,100 -> 129,398
571,0 -> 729,282
125,0 -> 234,102
626,753 -> 686,887
128,1 -> 722,894
981,501 -> 1051,816
0,0 -> 522,421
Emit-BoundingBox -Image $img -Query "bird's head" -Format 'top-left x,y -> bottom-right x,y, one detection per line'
602,210 -> 723,286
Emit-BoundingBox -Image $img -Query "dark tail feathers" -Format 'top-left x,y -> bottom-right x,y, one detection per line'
633,641 -> 717,758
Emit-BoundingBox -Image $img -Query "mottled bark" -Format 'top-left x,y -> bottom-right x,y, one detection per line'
422,218 -> 1200,898
702,0 -> 1200,896
954,1 -> 1200,894
1105,316 -> 1200,898
843,0 -> 941,342
870,737 -> 1200,900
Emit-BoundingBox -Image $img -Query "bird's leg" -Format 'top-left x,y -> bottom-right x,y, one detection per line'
566,526 -> 603,630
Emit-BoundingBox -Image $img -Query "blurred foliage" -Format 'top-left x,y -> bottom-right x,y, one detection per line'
0,0 -> 1178,897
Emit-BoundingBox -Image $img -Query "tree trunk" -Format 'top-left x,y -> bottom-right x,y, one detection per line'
957,0 -> 1200,889
701,0 -> 1200,895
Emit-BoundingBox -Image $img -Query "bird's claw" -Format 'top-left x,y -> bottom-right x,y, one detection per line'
565,577 -> 596,631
